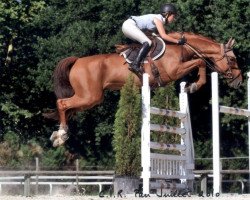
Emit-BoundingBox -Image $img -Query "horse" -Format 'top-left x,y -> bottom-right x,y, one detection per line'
46,32 -> 242,147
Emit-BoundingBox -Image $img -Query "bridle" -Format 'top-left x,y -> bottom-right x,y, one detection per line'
184,42 -> 241,82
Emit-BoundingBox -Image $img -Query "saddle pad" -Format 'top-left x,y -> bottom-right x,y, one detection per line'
120,36 -> 166,64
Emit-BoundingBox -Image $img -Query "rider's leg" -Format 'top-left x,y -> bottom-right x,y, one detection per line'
122,19 -> 152,72
130,42 -> 150,72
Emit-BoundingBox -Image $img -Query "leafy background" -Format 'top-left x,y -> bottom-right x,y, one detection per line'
0,0 -> 249,183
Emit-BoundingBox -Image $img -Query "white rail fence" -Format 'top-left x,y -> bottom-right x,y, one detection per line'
0,170 -> 114,196
141,73 -> 195,194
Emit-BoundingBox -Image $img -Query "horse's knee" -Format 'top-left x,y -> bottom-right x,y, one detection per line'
199,59 -> 206,67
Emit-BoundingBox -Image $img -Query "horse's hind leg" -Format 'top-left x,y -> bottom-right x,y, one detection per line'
51,92 -> 104,147
49,98 -> 70,147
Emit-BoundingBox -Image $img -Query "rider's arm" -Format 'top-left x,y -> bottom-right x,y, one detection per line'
153,18 -> 179,44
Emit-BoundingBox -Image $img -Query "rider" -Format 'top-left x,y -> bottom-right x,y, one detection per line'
122,3 -> 186,74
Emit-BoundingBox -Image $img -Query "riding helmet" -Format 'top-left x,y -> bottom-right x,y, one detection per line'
160,3 -> 177,16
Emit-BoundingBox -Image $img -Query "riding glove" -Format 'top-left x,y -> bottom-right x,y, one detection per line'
177,37 -> 186,45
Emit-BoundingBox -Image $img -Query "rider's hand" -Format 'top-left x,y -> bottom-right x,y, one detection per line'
177,37 -> 186,45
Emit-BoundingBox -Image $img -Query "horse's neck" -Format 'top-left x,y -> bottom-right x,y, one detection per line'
185,34 -> 220,55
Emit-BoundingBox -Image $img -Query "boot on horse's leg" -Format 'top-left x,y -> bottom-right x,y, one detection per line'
129,42 -> 150,75
50,124 -> 69,147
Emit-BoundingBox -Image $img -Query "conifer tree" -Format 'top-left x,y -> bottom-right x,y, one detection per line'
113,75 -> 141,176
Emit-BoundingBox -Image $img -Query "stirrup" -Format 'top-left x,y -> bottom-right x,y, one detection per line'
129,63 -> 143,74
128,66 -> 143,82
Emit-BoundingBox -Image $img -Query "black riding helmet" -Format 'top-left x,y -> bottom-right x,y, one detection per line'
160,3 -> 177,17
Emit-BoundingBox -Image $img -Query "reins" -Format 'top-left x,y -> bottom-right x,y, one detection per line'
184,42 -> 241,82
184,43 -> 220,73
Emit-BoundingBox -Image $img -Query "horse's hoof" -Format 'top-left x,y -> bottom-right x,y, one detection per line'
184,86 -> 190,93
50,131 -> 58,142
53,138 -> 64,147
61,132 -> 69,141
52,132 -> 69,147
190,83 -> 198,93
53,136 -> 68,147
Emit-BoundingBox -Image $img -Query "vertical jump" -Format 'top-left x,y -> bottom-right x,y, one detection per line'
211,72 -> 250,195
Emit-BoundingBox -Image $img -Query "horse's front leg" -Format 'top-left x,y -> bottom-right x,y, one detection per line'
175,59 -> 206,93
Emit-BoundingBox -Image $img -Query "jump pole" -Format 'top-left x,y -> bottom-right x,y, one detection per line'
141,73 -> 151,194
211,72 -> 221,195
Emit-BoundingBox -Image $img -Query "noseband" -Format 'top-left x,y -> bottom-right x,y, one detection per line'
214,44 -> 241,81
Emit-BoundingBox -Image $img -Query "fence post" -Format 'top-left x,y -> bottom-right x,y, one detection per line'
76,159 -> 79,193
200,174 -> 208,195
35,157 -> 39,195
24,174 -> 31,197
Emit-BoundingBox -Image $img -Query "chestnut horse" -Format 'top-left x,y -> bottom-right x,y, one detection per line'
47,32 -> 242,147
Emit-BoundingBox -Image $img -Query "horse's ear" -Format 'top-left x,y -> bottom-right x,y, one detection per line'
230,38 -> 236,47
225,38 -> 235,49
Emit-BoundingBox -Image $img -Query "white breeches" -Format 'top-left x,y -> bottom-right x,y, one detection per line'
122,19 -> 152,46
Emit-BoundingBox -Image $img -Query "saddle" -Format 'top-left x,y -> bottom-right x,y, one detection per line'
116,35 -> 165,63
115,34 -> 167,86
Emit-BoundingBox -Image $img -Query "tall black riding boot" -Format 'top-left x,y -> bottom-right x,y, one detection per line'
129,42 -> 150,73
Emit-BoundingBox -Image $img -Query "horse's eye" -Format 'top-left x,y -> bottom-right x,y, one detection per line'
229,57 -> 235,62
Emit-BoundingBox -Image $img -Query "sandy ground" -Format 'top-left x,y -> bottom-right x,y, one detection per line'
1,194 -> 250,200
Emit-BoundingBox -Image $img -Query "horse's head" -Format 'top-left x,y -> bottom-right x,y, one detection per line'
213,38 -> 242,88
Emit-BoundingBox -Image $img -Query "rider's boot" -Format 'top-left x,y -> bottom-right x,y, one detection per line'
129,42 -> 150,74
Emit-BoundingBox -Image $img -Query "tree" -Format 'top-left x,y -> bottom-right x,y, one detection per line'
113,75 -> 141,176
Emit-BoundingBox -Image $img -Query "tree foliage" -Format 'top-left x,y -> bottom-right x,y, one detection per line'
113,75 -> 141,176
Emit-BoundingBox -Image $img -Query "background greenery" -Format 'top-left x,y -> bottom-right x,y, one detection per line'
0,0 -> 249,186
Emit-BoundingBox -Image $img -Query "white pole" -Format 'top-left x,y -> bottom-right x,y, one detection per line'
180,82 -> 187,184
212,72 -> 221,195
141,73 -> 151,194
248,72 -> 250,193
179,82 -> 194,189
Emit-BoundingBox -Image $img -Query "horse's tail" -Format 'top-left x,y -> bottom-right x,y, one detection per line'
43,56 -> 78,120
53,56 -> 78,99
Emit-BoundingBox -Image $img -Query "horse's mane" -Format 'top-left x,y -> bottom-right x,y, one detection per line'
170,32 -> 218,44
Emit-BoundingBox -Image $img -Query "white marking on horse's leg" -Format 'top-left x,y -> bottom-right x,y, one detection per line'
51,128 -> 69,147
59,124 -> 68,132
50,131 -> 58,142
53,133 -> 69,147
50,124 -> 69,146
